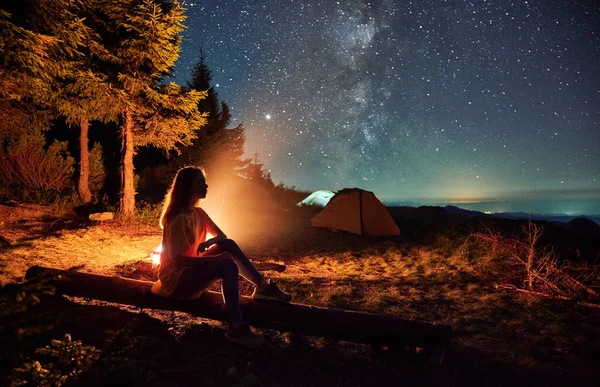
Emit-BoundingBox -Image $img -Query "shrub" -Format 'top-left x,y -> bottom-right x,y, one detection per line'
9,334 -> 100,387
0,129 -> 74,202
135,200 -> 162,224
2,270 -> 99,386
474,220 -> 600,304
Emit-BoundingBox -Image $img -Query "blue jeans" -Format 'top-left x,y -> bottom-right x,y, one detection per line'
170,239 -> 265,323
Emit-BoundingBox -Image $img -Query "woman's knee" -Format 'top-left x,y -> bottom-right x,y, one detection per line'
219,253 -> 238,275
220,238 -> 238,249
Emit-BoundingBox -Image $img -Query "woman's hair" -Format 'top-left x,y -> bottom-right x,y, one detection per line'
160,165 -> 205,228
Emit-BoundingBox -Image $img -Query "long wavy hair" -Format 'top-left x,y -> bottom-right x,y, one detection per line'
160,166 -> 205,229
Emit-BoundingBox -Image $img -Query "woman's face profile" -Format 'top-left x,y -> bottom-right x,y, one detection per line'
191,171 -> 208,199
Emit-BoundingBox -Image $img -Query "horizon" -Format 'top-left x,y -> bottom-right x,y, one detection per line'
380,187 -> 600,203
380,191 -> 600,218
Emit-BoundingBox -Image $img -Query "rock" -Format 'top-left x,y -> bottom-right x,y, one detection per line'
74,203 -> 106,217
89,212 -> 114,221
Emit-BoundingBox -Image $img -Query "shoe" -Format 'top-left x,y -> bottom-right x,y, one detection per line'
225,322 -> 265,348
253,280 -> 292,302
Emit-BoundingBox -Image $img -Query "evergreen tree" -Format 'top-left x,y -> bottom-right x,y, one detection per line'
187,49 -> 221,132
50,1 -> 122,204
0,1 -> 90,198
0,0 -> 87,139
179,51 -> 249,180
97,0 -> 205,215
245,151 -> 275,191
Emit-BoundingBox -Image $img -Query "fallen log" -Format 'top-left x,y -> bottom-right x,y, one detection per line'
132,261 -> 286,277
26,266 -> 451,349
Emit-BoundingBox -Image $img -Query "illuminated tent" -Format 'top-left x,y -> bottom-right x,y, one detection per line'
297,190 -> 335,208
311,188 -> 401,236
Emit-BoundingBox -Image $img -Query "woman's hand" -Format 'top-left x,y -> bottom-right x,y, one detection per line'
196,240 -> 212,254
196,237 -> 220,254
197,234 -> 225,254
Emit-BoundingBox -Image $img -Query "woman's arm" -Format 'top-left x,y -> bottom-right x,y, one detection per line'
202,208 -> 227,239
196,208 -> 228,253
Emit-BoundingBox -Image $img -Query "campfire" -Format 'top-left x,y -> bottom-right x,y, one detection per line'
147,233 -> 216,266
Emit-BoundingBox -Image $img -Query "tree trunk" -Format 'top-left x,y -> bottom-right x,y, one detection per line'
78,117 -> 92,204
121,109 -> 136,216
25,266 -> 452,349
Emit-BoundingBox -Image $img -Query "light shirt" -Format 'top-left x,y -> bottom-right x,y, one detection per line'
151,207 -> 219,296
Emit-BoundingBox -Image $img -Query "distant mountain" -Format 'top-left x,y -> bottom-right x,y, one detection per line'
383,200 -> 421,208
443,205 -> 600,226
443,205 -> 492,218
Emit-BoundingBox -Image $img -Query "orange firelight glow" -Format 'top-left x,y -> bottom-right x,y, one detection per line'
150,245 -> 162,265
149,233 -> 215,266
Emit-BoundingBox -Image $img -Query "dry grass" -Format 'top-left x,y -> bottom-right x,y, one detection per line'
2,204 -> 600,385
473,221 -> 600,306
0,204 -> 161,285
1,225 -> 161,285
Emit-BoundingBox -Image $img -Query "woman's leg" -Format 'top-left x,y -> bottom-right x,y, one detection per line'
203,239 -> 292,302
171,256 -> 243,323
203,239 -> 267,287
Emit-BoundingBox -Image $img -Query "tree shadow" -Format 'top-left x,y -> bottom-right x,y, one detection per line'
4,215 -> 92,243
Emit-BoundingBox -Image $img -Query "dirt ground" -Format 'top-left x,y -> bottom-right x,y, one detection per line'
1,202 -> 599,386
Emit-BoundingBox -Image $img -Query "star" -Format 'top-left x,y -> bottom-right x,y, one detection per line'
173,0 -> 600,211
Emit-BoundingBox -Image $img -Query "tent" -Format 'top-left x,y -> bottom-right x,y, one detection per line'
311,188 -> 401,236
297,190 -> 335,208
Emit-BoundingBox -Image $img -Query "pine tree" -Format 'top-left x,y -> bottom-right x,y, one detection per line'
187,49 -> 221,132
245,150 -> 275,191
0,1 -> 90,198
50,1 -> 123,204
97,0 -> 205,215
0,0 -> 87,139
179,51 -> 249,180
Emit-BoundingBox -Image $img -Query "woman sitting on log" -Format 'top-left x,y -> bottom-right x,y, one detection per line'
151,165 -> 291,347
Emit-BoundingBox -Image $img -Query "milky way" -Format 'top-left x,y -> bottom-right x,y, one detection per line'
173,0 -> 600,201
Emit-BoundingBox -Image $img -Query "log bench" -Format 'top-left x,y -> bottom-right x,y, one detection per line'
25,265 -> 451,352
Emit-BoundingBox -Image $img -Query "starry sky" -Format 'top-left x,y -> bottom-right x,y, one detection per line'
172,0 -> 600,202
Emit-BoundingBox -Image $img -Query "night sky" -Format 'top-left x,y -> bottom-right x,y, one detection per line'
172,0 -> 600,202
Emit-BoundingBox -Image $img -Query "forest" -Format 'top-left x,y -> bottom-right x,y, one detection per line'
1,0 -> 277,216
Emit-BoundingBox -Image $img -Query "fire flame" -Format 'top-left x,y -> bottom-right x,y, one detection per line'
149,233 -> 214,266
150,245 -> 162,266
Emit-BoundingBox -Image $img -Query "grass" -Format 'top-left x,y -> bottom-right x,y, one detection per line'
0,222 -> 160,285
1,203 -> 599,386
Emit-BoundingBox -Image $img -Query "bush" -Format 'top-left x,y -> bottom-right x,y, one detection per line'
0,129 -> 74,203
2,270 -> 99,386
9,334 -> 100,387
135,201 -> 162,224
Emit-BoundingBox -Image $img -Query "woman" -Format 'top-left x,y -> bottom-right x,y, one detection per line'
151,166 -> 291,347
